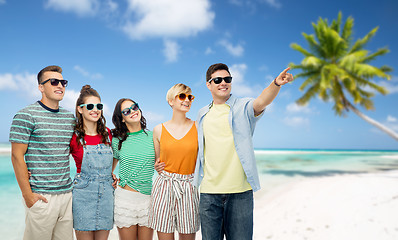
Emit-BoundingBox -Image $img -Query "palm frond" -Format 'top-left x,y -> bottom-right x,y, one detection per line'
349,27 -> 379,54
361,48 -> 389,63
341,15 -> 354,44
296,84 -> 320,105
290,43 -> 312,57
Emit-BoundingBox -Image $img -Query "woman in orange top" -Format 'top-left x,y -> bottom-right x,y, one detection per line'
148,83 -> 199,240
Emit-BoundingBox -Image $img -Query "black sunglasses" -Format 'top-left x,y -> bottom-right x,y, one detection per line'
41,78 -> 68,87
122,103 -> 140,116
207,76 -> 232,84
177,93 -> 195,101
79,103 -> 104,111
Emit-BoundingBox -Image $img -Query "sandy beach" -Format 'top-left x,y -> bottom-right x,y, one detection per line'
253,170 -> 398,240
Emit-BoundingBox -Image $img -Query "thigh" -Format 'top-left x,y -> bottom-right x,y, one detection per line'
138,225 -> 153,240
75,230 -> 94,240
224,190 -> 253,240
148,176 -> 174,233
94,230 -> 111,240
23,195 -> 56,240
175,183 -> 200,234
199,193 -> 224,240
53,192 -> 73,240
118,225 -> 138,240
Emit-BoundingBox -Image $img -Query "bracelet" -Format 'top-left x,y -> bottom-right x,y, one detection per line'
273,78 -> 281,87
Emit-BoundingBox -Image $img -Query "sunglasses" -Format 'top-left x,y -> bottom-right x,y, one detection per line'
79,103 -> 104,111
177,93 -> 195,102
122,103 -> 140,116
41,78 -> 68,87
207,76 -> 232,84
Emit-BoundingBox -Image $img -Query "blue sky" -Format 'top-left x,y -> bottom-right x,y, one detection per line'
0,0 -> 397,150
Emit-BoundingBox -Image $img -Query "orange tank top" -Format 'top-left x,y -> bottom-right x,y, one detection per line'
160,123 -> 198,175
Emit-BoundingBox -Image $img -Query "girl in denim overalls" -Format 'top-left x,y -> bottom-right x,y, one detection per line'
70,85 -> 116,240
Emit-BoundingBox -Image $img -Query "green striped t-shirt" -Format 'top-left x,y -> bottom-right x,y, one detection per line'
9,101 -> 75,194
112,129 -> 155,195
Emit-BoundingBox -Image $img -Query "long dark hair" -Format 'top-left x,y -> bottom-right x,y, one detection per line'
111,98 -> 147,150
75,85 -> 110,146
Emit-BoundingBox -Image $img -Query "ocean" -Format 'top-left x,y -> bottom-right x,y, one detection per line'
1,143 -> 398,239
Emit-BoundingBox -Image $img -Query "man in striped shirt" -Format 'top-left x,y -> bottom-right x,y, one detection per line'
10,65 -> 75,240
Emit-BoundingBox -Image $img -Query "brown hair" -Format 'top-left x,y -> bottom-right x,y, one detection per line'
37,65 -> 63,84
111,98 -> 147,150
206,63 -> 231,82
74,85 -> 109,146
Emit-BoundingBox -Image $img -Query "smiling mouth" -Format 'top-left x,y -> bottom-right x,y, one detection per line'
130,112 -> 139,118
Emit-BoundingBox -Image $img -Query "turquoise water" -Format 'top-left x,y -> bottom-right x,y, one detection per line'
1,144 -> 398,238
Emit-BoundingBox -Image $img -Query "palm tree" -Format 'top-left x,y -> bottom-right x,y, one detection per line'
290,12 -> 398,141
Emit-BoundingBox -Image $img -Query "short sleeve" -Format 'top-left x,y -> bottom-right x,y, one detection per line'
9,111 -> 34,144
112,137 -> 120,160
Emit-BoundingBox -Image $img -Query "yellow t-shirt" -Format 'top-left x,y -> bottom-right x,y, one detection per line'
201,104 -> 252,193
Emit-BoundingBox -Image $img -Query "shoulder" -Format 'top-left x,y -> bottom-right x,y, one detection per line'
58,106 -> 75,117
153,124 -> 162,136
197,104 -> 211,117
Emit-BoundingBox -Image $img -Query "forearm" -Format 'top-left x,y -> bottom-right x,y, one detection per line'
11,153 -> 33,199
112,158 -> 118,173
253,80 -> 281,115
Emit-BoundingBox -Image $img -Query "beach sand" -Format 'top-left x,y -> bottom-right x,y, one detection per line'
253,170 -> 398,240
104,170 -> 398,240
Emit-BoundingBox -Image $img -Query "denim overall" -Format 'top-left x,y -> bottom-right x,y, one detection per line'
72,139 -> 114,231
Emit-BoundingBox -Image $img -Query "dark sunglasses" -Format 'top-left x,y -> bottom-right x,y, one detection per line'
122,103 -> 140,116
41,78 -> 68,87
207,76 -> 232,84
177,93 -> 195,102
79,103 -> 104,111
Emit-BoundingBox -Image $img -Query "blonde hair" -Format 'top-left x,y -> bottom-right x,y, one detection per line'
166,83 -> 192,103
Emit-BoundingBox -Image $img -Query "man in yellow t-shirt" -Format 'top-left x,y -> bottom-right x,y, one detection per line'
193,63 -> 293,239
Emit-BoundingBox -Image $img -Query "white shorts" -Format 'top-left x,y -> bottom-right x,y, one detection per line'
148,171 -> 200,234
114,187 -> 151,228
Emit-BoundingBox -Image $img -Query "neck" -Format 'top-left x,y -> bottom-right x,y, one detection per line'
171,110 -> 188,125
40,97 -> 60,109
83,121 -> 98,135
126,122 -> 142,133
212,95 -> 229,105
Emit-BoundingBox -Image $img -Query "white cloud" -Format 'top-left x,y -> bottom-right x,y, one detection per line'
218,39 -> 244,57
378,76 -> 398,94
45,0 -> 99,16
230,0 -> 281,9
263,0 -> 282,8
0,73 -> 40,99
0,0 -> 6,5
387,115 -> 397,123
74,65 -> 103,80
205,47 -> 214,55
0,72 -> 80,112
105,0 -> 118,12
229,63 -> 268,97
230,64 -> 256,97
163,40 -> 180,63
286,102 -> 312,114
122,0 -> 214,40
283,116 -> 309,127
144,111 -> 165,123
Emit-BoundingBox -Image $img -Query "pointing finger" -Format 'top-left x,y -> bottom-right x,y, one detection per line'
280,67 -> 290,76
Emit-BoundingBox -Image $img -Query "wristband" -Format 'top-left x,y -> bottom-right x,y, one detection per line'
274,78 -> 281,87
